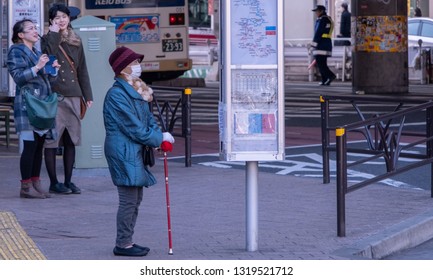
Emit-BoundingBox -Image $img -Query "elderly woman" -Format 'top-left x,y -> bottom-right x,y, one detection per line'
104,46 -> 174,257
7,19 -> 60,199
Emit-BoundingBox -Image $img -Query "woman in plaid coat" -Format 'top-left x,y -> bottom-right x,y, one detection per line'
7,19 -> 60,199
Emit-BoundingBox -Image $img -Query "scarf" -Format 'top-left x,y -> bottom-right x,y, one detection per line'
60,27 -> 81,47
121,74 -> 154,102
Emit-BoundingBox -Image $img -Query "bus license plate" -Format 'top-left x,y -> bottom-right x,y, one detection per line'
162,39 -> 183,52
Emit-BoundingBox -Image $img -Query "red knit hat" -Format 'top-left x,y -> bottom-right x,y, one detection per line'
109,46 -> 144,76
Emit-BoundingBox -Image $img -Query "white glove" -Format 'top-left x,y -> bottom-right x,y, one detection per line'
162,132 -> 175,144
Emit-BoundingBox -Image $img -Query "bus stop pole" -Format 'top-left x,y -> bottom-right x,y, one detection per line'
246,161 -> 259,251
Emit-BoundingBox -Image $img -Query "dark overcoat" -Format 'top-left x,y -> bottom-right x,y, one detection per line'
311,13 -> 334,57
42,32 -> 93,102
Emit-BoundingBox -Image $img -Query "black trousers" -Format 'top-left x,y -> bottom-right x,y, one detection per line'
315,55 -> 335,83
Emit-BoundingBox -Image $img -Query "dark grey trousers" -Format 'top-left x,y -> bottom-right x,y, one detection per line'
116,186 -> 143,248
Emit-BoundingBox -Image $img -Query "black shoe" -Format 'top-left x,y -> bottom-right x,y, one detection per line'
324,75 -> 336,86
319,81 -> 326,86
133,244 -> 150,253
49,183 -> 72,194
65,182 -> 81,194
113,246 -> 148,257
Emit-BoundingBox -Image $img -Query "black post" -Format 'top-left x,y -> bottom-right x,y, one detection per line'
336,127 -> 347,237
321,96 -> 330,183
427,106 -> 433,197
183,88 -> 192,167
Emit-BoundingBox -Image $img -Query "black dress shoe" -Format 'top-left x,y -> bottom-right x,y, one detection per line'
133,244 -> 150,253
49,183 -> 72,194
65,182 -> 81,194
318,81 -> 326,85
113,246 -> 148,257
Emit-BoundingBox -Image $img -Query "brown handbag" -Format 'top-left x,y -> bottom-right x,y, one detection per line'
79,96 -> 86,119
58,45 -> 87,119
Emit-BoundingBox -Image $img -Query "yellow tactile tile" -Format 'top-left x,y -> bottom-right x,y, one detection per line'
0,211 -> 46,260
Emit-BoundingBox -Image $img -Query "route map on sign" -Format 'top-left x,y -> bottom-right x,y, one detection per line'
230,0 -> 278,65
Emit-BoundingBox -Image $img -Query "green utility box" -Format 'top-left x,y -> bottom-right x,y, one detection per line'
72,16 -> 116,168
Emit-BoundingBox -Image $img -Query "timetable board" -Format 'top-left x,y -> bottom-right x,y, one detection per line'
219,0 -> 284,161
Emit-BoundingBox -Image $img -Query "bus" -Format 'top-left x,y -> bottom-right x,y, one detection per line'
46,0 -> 192,83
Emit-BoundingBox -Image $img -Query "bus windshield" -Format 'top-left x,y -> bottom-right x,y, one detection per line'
188,0 -> 211,29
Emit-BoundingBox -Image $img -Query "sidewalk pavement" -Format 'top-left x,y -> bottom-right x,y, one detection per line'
1,124 -> 433,260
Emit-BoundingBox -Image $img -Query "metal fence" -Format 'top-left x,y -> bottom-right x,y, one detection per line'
320,94 -> 433,237
150,86 -> 192,167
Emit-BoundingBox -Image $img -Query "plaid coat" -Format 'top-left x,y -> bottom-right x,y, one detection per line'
7,43 -> 57,135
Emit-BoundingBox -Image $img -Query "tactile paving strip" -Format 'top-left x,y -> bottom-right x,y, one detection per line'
0,211 -> 46,260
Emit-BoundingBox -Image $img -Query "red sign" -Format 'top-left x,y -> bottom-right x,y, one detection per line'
208,0 -> 214,15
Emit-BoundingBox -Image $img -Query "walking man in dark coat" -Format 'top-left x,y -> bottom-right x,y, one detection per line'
310,5 -> 336,86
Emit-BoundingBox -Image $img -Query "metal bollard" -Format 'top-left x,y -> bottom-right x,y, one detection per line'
182,88 -> 192,167
336,127 -> 347,237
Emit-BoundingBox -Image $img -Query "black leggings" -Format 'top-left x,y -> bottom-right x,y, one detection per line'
20,132 -> 46,181
44,129 -> 76,185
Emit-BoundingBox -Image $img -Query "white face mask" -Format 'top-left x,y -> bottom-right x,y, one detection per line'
129,64 -> 142,78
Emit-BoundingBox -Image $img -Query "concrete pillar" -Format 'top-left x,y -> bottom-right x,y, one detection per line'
352,0 -> 408,94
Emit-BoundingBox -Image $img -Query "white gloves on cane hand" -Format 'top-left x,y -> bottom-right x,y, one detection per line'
162,132 -> 175,144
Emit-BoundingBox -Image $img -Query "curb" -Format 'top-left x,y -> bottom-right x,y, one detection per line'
333,209 -> 433,259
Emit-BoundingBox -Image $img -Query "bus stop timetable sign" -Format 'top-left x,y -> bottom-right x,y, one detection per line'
219,0 -> 284,162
